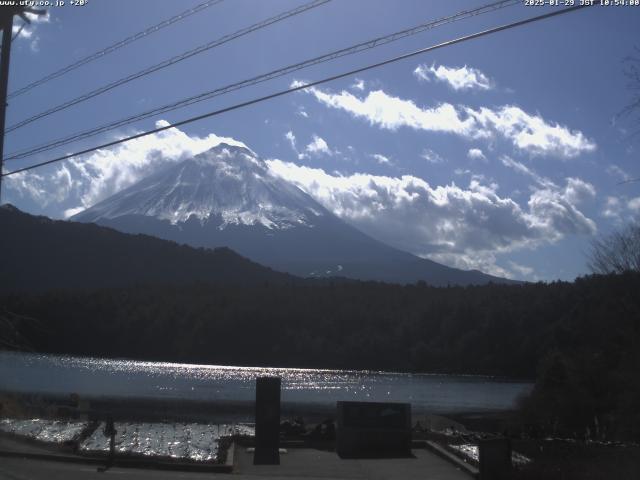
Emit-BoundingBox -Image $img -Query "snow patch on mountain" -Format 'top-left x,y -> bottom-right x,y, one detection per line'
73,144 -> 325,230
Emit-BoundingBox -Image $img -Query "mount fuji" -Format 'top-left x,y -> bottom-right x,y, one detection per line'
72,144 -> 510,285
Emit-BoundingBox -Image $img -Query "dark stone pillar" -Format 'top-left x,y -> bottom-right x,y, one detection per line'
253,376 -> 280,465
479,437 -> 512,480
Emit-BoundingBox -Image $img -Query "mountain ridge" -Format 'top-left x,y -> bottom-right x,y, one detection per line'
0,204 -> 297,292
72,144 -> 516,286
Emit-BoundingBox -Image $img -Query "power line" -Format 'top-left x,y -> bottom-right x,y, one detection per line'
7,0 -> 225,99
0,6 -> 45,203
5,0 -> 331,134
617,178 -> 640,185
1,3 -> 595,179
5,0 -> 520,162
11,22 -> 26,42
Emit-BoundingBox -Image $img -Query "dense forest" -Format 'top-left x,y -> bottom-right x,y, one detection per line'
2,272 -> 639,439
1,205 -> 639,440
0,204 -> 294,292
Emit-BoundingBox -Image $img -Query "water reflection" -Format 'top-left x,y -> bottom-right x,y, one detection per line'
0,352 -> 532,413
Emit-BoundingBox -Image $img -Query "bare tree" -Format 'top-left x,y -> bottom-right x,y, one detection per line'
617,48 -> 640,185
588,222 -> 640,274
621,47 -> 640,136
590,51 -> 640,273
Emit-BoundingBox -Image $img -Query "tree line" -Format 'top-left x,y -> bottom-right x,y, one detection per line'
2,272 -> 639,440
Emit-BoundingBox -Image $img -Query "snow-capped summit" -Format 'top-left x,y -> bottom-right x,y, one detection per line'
74,144 -> 324,230
73,144 -> 513,286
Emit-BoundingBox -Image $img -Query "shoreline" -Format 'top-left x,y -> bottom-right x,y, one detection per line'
0,349 -> 535,383
1,390 -> 517,425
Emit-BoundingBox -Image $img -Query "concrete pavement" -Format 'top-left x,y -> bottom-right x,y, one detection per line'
0,447 -> 472,480
0,457 -> 215,480
234,447 -> 471,479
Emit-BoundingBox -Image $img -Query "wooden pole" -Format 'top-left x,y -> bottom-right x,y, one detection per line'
0,13 -> 14,204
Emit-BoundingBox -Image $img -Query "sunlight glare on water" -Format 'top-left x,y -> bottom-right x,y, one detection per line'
0,352 -> 532,413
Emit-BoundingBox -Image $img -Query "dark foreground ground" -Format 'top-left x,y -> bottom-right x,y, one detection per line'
509,441 -> 640,480
0,438 -> 470,480
445,412 -> 640,480
0,457 -> 217,480
2,433 -> 639,480
3,392 -> 639,479
3,409 -> 640,480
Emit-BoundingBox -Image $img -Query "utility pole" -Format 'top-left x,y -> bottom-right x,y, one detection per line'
0,6 -> 45,204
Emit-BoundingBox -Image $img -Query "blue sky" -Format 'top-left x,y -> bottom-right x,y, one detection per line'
2,0 -> 639,281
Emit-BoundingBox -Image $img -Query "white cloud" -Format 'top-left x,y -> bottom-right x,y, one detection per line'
296,108 -> 309,118
600,195 -> 640,222
298,84 -> 596,159
303,86 -> 481,137
5,120 -> 249,215
266,159 -> 597,274
299,134 -> 332,159
501,156 -> 596,236
7,171 -> 49,206
351,79 -> 365,91
471,106 -> 597,158
285,130 -> 333,161
421,149 -> 444,164
467,148 -> 486,161
63,206 -> 85,219
563,177 -> 596,205
526,181 -> 596,237
629,197 -> 640,212
371,153 -> 392,165
306,135 -> 330,154
414,63 -> 493,91
501,155 -> 555,188
606,164 -> 631,182
429,251 -> 512,279
508,261 -> 535,278
285,130 -> 297,150
602,196 -> 622,220
501,156 -> 596,205
13,11 -> 51,52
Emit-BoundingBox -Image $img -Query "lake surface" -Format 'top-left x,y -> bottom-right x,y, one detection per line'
0,351 -> 532,414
